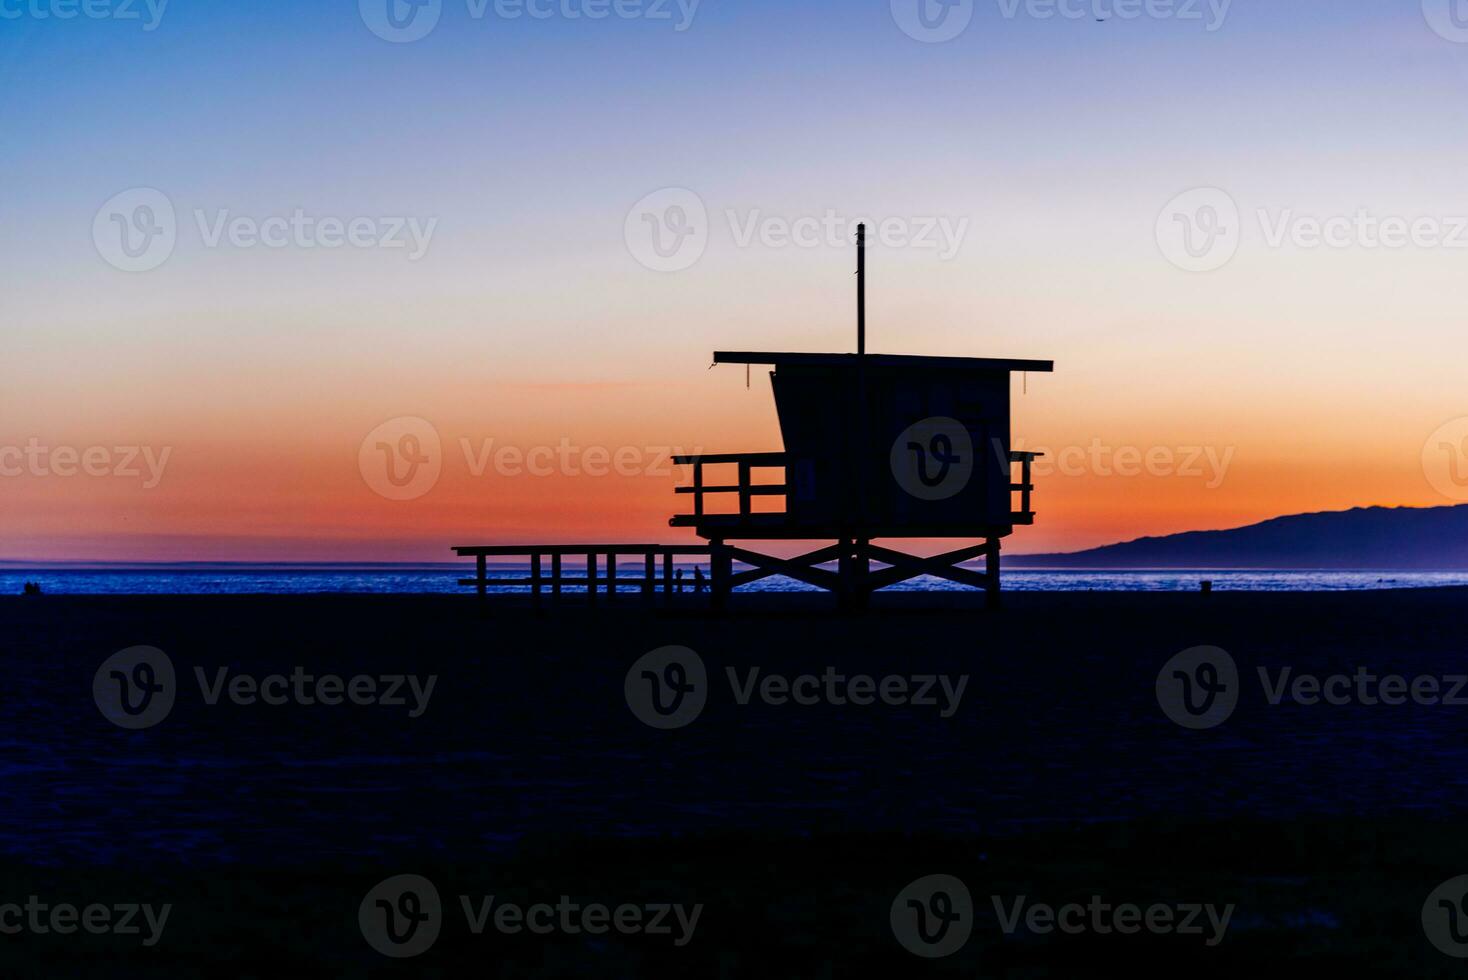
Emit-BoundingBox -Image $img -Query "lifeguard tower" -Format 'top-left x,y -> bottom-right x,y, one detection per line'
454,225 -> 1051,610
670,225 -> 1052,609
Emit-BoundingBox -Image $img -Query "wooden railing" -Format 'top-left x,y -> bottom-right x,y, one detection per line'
671,452 -> 788,525
1011,450 -> 1041,521
453,544 -> 714,603
668,449 -> 1038,527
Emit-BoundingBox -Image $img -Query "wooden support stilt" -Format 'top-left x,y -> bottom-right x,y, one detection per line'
837,538 -> 856,612
710,539 -> 730,613
476,554 -> 487,598
985,537 -> 1001,610
587,552 -> 597,605
531,553 -> 542,608
552,553 -> 562,599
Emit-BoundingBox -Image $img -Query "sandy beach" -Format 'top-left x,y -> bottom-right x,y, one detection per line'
4,589 -> 1467,974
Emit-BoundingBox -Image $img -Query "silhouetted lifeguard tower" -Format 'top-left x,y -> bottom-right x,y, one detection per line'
670,226 -> 1052,609
455,224 -> 1052,609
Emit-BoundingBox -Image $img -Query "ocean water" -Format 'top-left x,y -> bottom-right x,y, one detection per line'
2,564 -> 1466,595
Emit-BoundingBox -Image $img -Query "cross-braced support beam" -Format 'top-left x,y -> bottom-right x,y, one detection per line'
707,538 -> 1004,610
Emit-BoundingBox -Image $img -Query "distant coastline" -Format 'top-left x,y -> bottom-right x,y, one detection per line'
1007,503 -> 1468,571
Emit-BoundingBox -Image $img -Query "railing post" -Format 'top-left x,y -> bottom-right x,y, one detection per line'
693,461 -> 704,519
476,554 -> 487,598
644,552 -> 655,599
607,552 -> 617,600
663,552 -> 673,601
738,460 -> 751,516
552,552 -> 562,599
531,553 -> 542,608
1022,455 -> 1033,516
587,552 -> 597,604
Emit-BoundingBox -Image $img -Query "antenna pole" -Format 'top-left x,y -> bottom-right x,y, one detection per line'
856,222 -> 866,356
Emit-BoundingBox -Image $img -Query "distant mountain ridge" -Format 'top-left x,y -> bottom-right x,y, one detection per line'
1009,504 -> 1468,570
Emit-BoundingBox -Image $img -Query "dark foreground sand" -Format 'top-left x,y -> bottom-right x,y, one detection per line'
3,589 -> 1468,976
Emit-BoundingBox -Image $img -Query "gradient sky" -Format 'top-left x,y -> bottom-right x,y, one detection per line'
5,0 -> 1468,561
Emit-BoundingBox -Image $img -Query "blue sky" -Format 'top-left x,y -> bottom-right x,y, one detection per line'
6,0 -> 1468,558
